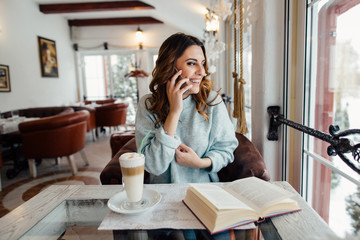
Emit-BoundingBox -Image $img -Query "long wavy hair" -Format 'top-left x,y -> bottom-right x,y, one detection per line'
146,32 -> 220,128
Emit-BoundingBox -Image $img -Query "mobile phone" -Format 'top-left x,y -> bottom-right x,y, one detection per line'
175,68 -> 187,89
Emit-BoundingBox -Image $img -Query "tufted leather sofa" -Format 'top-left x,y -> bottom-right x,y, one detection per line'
18,110 -> 90,178
100,131 -> 270,185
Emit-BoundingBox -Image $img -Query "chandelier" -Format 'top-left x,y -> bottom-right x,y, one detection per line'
204,0 -> 232,74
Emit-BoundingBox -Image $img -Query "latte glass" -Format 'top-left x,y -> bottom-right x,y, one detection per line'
119,152 -> 147,210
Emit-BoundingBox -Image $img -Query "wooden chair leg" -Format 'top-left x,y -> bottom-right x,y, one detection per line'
95,127 -> 99,138
80,149 -> 89,166
55,157 -> 61,165
66,155 -> 78,175
91,129 -> 96,142
28,159 -> 37,178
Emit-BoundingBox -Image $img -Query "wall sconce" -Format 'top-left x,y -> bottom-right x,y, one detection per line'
135,26 -> 144,49
205,10 -> 219,32
204,8 -> 224,74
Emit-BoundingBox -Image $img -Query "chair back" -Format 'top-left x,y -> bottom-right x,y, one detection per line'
95,102 -> 129,127
19,107 -> 74,118
19,110 -> 89,159
95,99 -> 116,105
71,106 -> 96,131
1,107 -> 73,119
100,131 -> 270,185
218,133 -> 270,182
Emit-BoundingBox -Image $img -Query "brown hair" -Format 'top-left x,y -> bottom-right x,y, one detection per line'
146,32 -> 220,128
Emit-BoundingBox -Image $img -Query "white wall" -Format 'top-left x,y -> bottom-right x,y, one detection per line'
0,0 -> 78,112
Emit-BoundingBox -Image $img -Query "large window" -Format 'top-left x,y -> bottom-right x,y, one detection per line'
78,50 -> 156,124
304,0 -> 360,238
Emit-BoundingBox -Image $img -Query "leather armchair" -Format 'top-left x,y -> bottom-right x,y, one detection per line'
71,105 -> 96,141
83,99 -> 116,105
95,99 -> 116,104
100,131 -> 270,185
95,102 -> 129,132
18,110 -> 90,178
1,106 -> 74,119
217,133 -> 270,181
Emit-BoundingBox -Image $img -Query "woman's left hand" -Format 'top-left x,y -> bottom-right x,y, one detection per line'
175,144 -> 212,169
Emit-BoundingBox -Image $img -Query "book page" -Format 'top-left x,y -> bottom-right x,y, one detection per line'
190,184 -> 254,211
224,177 -> 295,212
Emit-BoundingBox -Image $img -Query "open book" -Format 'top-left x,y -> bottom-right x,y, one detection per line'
183,177 -> 301,234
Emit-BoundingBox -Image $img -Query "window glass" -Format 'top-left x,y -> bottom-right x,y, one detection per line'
243,28 -> 252,138
80,52 -> 138,124
304,1 -> 360,238
110,53 -> 137,123
83,55 -> 106,99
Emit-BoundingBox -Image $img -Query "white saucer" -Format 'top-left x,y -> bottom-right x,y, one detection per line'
107,188 -> 161,214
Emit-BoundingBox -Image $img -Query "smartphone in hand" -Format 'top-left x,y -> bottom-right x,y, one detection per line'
175,68 -> 188,89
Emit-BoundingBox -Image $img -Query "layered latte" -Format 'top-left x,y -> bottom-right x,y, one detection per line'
119,153 -> 145,202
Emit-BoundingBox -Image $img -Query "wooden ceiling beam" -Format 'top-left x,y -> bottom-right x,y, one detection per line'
39,1 -> 154,14
68,17 -> 163,27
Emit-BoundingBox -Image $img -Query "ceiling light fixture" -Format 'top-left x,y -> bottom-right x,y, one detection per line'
205,10 -> 219,32
135,26 -> 144,49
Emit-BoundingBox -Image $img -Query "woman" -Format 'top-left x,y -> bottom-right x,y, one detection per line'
135,32 -> 238,184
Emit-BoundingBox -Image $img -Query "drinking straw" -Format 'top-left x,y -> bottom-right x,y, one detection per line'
138,129 -> 151,154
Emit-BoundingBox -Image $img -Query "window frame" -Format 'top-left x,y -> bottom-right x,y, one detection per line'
301,0 -> 360,222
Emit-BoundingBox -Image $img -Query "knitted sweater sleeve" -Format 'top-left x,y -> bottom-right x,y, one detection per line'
204,96 -> 238,173
135,95 -> 181,176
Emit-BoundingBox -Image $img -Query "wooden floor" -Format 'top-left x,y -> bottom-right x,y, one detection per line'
0,129 -> 116,218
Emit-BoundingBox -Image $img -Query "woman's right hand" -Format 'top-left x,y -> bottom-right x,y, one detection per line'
166,70 -> 192,115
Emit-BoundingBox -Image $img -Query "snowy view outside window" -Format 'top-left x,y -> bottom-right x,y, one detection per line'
305,1 -> 360,238
82,52 -> 139,124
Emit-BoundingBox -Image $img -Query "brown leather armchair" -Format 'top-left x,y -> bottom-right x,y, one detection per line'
1,106 -> 74,119
71,105 -> 96,141
95,99 -> 116,105
83,99 -> 116,105
95,102 -> 129,133
18,110 -> 90,178
1,106 -> 76,179
100,131 -> 270,185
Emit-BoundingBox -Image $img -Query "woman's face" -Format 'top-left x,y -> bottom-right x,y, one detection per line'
175,45 -> 206,96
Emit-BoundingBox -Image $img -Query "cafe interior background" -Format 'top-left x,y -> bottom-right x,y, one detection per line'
0,0 -> 360,238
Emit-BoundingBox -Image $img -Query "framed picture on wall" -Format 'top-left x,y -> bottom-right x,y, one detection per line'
0,65 -> 11,92
38,36 -> 59,77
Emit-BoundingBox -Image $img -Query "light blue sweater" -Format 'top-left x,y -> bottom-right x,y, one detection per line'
135,91 -> 238,183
